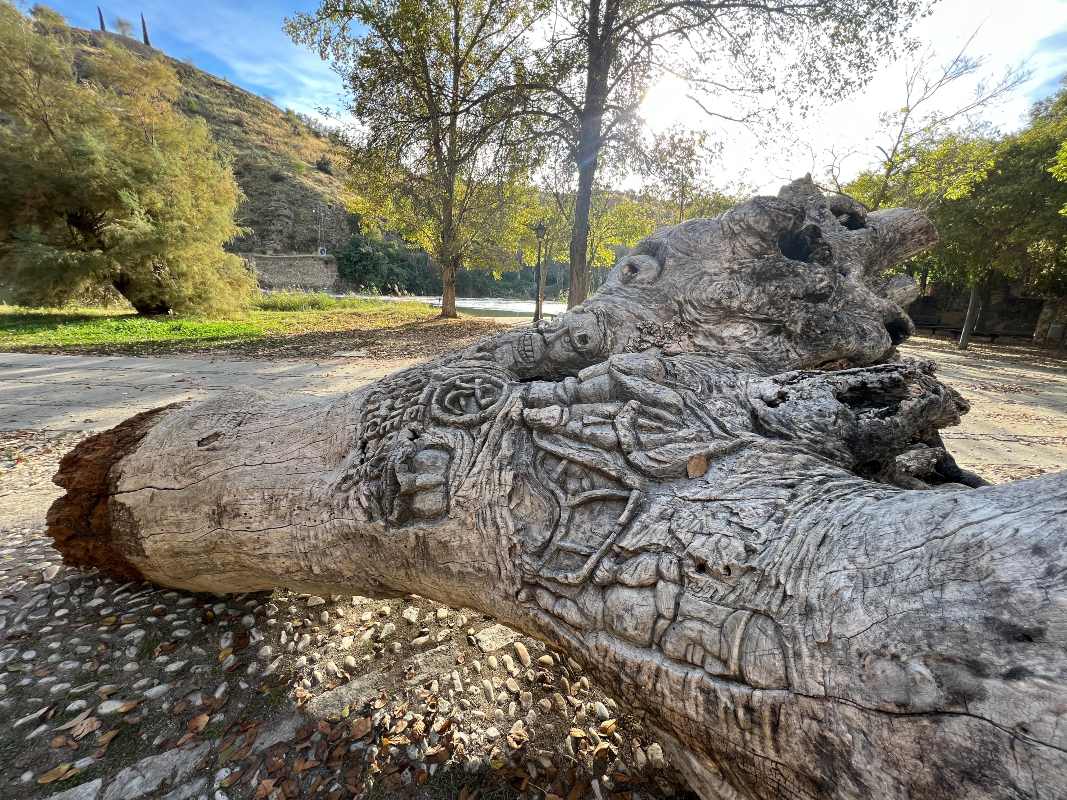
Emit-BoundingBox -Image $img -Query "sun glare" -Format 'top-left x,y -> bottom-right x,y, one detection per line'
641,76 -> 702,133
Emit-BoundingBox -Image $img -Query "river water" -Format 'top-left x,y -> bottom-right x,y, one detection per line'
346,294 -> 567,319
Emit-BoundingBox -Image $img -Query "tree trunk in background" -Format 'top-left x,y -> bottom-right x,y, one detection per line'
974,280 -> 993,332
569,141 -> 597,308
439,257 -> 458,318
51,179 -> 1067,800
568,17 -> 610,310
111,275 -> 171,316
957,282 -> 981,350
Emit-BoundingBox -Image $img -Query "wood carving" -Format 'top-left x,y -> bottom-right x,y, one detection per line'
47,177 -> 1067,799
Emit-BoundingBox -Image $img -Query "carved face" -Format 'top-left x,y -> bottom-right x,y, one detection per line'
576,177 -> 935,372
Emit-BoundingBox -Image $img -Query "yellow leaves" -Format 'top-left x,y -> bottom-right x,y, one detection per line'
37,763 -> 77,784
70,716 -> 102,740
55,708 -> 108,739
55,709 -> 93,732
187,713 -> 210,734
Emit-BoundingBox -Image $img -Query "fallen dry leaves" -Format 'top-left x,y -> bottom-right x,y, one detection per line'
36,762 -> 77,784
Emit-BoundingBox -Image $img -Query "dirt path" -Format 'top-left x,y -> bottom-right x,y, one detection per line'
901,336 -> 1067,483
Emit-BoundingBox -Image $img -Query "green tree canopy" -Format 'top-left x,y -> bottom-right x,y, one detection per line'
928,85 -> 1067,297
0,3 -> 253,315
287,0 -> 544,317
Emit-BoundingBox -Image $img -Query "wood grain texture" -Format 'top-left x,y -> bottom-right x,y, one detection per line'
48,178 -> 1067,799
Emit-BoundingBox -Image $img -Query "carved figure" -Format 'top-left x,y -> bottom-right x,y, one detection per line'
47,178 -> 1067,799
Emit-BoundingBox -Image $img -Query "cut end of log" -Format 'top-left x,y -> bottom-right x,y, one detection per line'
45,405 -> 177,580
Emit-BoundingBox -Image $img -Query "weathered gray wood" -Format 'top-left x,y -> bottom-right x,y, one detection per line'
47,177 -> 1067,800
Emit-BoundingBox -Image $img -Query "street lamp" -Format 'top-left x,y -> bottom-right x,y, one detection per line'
532,220 -> 547,322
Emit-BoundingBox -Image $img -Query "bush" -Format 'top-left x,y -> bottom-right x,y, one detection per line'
253,291 -> 334,311
315,154 -> 334,175
336,234 -> 441,295
0,6 -> 254,315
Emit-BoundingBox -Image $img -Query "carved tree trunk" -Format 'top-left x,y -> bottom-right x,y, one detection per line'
48,178 -> 1067,800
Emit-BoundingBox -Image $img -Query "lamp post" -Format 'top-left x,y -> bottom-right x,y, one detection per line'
532,220 -> 547,322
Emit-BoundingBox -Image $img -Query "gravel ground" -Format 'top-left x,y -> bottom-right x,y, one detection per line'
0,434 -> 689,800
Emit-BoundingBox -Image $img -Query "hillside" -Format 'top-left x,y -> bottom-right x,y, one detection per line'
73,29 -> 357,255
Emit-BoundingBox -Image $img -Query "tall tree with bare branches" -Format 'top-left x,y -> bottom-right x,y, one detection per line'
528,0 -> 931,306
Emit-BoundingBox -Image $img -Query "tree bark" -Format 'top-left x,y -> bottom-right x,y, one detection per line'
49,178 -> 1067,800
111,275 -> 171,316
568,114 -> 601,309
439,257 -> 458,318
958,282 -> 981,350
568,2 -> 611,310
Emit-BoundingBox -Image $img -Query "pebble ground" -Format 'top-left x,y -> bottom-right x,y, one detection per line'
1,431 -> 690,800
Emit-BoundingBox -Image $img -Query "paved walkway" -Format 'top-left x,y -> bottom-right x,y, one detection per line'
0,353 -> 415,432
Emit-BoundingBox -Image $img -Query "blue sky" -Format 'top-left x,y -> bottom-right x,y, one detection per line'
34,0 -> 347,120
29,0 -> 1067,190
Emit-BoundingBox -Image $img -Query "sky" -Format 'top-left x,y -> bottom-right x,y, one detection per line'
642,0 -> 1067,191
35,0 -> 1067,193
37,0 -> 347,121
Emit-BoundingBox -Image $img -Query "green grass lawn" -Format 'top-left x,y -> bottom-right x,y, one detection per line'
0,293 -> 436,353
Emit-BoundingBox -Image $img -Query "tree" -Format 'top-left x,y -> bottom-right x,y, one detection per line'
585,191 -> 654,275
48,181 -> 1067,800
831,37 -> 1029,349
0,4 -> 253,315
642,126 -> 719,223
829,31 -> 1026,213
113,16 -> 133,37
286,0 -> 543,318
912,86 -> 1067,348
530,0 -> 928,308
1051,137 -> 1067,215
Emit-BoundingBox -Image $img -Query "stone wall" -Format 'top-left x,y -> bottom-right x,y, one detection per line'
908,281 -> 1045,336
244,254 -> 339,291
1034,298 -> 1067,346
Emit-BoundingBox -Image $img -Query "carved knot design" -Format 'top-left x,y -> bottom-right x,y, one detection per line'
432,374 -> 508,426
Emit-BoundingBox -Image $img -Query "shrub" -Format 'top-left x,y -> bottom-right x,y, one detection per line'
253,291 -> 334,311
0,5 -> 254,315
336,234 -> 440,295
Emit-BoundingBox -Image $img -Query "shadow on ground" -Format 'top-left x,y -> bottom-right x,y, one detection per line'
0,520 -> 691,800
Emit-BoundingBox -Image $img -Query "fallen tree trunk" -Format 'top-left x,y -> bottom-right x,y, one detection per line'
48,178 -> 1067,800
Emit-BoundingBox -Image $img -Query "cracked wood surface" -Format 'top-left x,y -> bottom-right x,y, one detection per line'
47,178 -> 1067,800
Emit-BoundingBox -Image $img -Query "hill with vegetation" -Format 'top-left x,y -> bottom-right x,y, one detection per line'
72,28 -> 356,255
